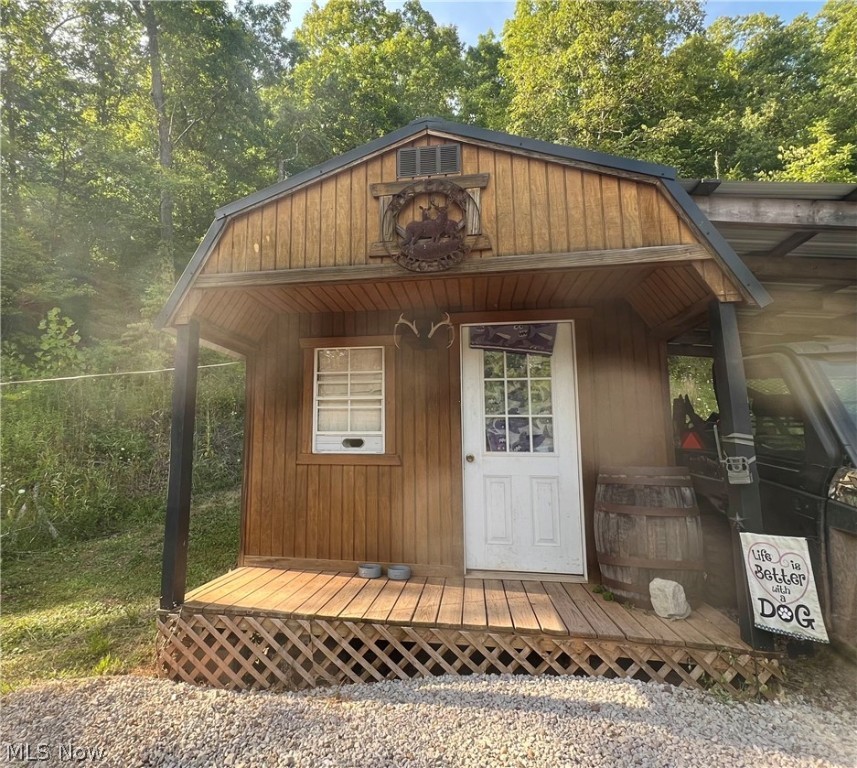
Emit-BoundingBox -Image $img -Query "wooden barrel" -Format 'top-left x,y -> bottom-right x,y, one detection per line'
595,467 -> 704,608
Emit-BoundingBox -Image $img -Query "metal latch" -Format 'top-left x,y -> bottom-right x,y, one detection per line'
713,425 -> 756,485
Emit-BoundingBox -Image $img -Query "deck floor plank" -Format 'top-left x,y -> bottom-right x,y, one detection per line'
462,578 -> 487,629
337,577 -> 389,621
294,573 -> 356,615
483,579 -> 514,631
642,609 -> 716,647
541,582 -> 597,638
693,604 -> 750,649
503,580 -> 541,633
362,579 -> 408,622
185,568 -> 245,603
314,575 -> 373,619
387,577 -> 427,624
593,601 -> 664,645
199,568 -> 276,610
193,566 -> 271,606
269,571 -> 338,614
523,581 -> 568,635
234,569 -> 307,613
561,583 -> 625,640
435,577 -> 464,627
411,578 -> 445,625
603,602 -> 684,645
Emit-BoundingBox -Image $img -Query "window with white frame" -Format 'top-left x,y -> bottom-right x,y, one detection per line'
313,346 -> 385,453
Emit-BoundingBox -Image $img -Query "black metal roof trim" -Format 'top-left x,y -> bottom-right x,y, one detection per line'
215,118 -> 677,220
662,178 -> 771,308
156,217 -> 229,329
415,118 -> 677,179
684,179 -> 722,196
215,121 -> 433,219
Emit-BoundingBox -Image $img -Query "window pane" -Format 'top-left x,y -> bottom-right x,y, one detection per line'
505,353 -> 528,378
532,418 -> 554,452
317,374 -> 348,397
485,418 -> 507,452
506,380 -> 529,414
484,381 -> 505,415
318,408 -> 348,432
530,380 -> 552,415
529,355 -> 551,377
484,351 -> 504,379
508,417 -> 531,452
318,349 -> 348,372
350,347 -> 382,371
350,373 -> 383,396
351,408 -> 382,431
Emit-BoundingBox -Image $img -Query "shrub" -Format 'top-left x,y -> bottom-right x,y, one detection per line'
1,363 -> 245,556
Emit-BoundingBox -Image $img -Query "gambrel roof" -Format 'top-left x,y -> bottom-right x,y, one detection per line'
158,118 -> 770,328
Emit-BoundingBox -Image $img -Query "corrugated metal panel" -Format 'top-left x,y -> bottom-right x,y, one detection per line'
790,231 -> 857,260
713,225 -> 857,259
682,179 -> 857,201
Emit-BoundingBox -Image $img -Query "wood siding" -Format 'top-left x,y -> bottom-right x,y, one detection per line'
240,302 -> 670,576
201,136 -> 702,275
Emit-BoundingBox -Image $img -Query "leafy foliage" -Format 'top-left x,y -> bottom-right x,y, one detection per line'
270,0 -> 464,173
1,359 -> 245,555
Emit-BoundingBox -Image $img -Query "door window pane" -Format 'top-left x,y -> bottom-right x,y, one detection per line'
482,347 -> 554,454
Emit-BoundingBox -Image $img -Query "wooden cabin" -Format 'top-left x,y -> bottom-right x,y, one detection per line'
155,119 -> 786,694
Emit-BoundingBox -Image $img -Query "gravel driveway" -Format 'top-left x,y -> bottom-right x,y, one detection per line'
2,674 -> 854,768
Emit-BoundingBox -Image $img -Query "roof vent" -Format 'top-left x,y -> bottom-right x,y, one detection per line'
397,144 -> 460,178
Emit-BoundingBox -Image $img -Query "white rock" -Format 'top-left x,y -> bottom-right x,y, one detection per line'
649,578 -> 692,619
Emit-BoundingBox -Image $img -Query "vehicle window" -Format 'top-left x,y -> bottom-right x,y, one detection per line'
817,358 -> 857,430
746,362 -> 805,462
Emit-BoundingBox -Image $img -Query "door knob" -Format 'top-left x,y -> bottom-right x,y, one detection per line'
465,454 -> 475,463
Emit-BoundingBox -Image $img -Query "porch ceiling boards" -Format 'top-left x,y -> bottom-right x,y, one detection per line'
189,260 -> 716,352
158,566 -> 783,696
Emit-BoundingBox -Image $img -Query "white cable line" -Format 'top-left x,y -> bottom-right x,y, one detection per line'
0,361 -> 242,387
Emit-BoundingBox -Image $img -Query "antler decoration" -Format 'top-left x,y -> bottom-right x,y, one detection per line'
394,314 -> 420,349
394,312 -> 455,349
428,312 -> 455,349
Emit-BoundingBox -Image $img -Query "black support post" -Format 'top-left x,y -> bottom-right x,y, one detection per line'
161,321 -> 199,610
709,301 -> 774,650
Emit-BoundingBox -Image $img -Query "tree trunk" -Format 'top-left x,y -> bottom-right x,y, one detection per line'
133,0 -> 175,277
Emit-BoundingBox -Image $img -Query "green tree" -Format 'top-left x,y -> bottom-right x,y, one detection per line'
763,120 -> 855,182
459,32 -> 510,130
818,0 -> 857,150
271,0 -> 464,173
1,0 -> 292,361
502,0 -> 704,152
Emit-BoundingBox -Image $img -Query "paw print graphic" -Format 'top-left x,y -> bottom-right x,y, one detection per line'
776,604 -> 793,622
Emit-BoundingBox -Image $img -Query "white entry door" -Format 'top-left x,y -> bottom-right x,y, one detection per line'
462,322 -> 584,574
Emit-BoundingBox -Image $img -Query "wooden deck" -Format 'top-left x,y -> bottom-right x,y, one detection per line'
157,567 -> 782,696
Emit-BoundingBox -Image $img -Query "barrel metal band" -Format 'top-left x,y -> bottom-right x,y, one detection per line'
594,501 -> 700,518
599,575 -> 647,597
597,553 -> 706,571
596,476 -> 691,487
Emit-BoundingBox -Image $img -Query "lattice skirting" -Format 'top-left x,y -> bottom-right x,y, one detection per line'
156,610 -> 783,698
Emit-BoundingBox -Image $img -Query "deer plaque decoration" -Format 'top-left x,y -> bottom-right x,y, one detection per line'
383,179 -> 474,272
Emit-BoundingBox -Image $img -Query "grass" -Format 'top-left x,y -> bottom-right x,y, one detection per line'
0,488 -> 241,693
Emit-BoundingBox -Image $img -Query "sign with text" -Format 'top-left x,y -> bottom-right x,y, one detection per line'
740,533 -> 829,643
